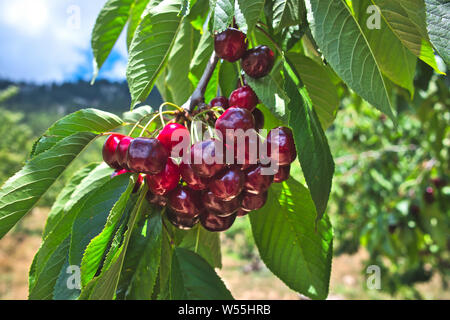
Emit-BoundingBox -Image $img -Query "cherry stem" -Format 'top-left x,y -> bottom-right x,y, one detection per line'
236,62 -> 244,87
182,52 -> 219,112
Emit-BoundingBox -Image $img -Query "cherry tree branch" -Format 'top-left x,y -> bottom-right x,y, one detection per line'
182,52 -> 219,112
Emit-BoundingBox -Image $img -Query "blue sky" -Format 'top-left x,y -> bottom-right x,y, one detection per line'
0,0 -> 127,83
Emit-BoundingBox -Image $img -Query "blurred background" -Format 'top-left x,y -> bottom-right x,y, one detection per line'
0,0 -> 449,299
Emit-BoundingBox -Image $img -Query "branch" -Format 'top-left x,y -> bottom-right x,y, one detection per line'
182,52 -> 219,112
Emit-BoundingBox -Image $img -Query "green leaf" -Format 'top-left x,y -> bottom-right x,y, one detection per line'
32,108 -> 123,157
210,0 -> 235,33
127,0 -> 184,109
286,75 -> 334,218
79,174 -> 135,287
219,61 -> 238,98
127,0 -> 152,49
425,0 -> 450,66
117,211 -> 162,299
306,0 -> 395,121
371,0 -> 443,73
189,29 -> 214,80
170,247 -> 233,300
250,179 -> 333,300
123,105 -> 156,123
178,225 -> 222,268
53,258 -> 81,300
0,132 -> 97,240
236,0 -> 265,33
353,0 -> 417,96
273,0 -> 305,32
286,53 -> 338,129
91,0 -> 134,81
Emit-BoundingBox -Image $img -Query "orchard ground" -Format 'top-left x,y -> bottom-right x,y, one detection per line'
0,208 -> 448,300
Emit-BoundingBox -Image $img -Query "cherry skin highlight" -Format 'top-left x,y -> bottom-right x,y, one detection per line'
127,137 -> 169,174
190,139 -> 225,178
209,167 -> 245,201
229,86 -> 259,112
103,133 -> 126,169
115,136 -> 133,170
273,165 -> 290,183
146,158 -> 180,195
244,165 -> 274,194
241,45 -> 275,78
200,211 -> 237,232
266,126 -> 297,166
157,123 -> 190,157
214,28 -> 248,62
202,191 -> 241,217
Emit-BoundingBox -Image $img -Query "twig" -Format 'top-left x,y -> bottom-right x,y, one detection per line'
182,52 -> 219,112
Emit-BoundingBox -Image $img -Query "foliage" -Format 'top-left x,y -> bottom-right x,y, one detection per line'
0,0 -> 448,300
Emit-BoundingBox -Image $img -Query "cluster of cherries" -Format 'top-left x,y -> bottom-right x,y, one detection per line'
101,27 -> 296,232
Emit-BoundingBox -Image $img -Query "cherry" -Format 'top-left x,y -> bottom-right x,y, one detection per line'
431,177 -> 446,189
229,86 -> 259,112
273,165 -> 290,183
190,139 -> 225,178
202,191 -> 241,217
241,191 -> 268,212
111,169 -> 143,193
157,123 -> 190,157
241,45 -> 275,78
209,167 -> 245,200
200,211 -> 236,232
266,127 -> 297,166
409,204 -> 420,216
215,107 -> 255,143
146,191 -> 168,207
423,186 -> 435,204
127,137 -> 169,174
253,108 -> 264,131
116,136 -> 133,170
237,208 -> 249,217
210,96 -> 229,109
180,161 -> 209,190
166,209 -> 199,230
146,158 -> 180,195
214,28 -> 248,62
103,133 -> 125,169
168,185 -> 203,218
244,165 -> 273,194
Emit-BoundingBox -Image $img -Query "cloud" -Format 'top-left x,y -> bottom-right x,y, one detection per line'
0,0 -> 128,83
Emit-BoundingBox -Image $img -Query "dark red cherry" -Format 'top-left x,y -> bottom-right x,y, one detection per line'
166,209 -> 199,230
111,169 -> 143,193
266,127 -> 297,166
234,135 -> 260,169
202,191 -> 241,217
214,28 -> 248,62
146,158 -> 180,195
244,165 -> 273,194
168,185 -> 203,218
237,208 -> 249,217
215,107 -> 255,143
424,186 -> 435,204
200,211 -> 237,232
146,191 -> 168,207
274,165 -> 290,183
116,136 -> 133,170
229,86 -> 259,112
190,139 -> 225,178
180,161 -> 209,190
127,137 -> 169,174
241,191 -> 268,212
209,167 -> 245,201
210,96 -> 229,109
103,133 -> 126,169
431,177 -> 446,189
157,123 -> 190,157
241,45 -> 275,78
253,108 -> 264,131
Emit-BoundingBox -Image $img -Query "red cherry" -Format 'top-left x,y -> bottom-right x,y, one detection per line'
253,108 -> 264,131
214,28 -> 248,62
200,211 -> 237,232
210,96 -> 229,109
180,161 -> 209,190
229,86 -> 259,112
146,191 -> 168,207
166,209 -> 199,230
116,136 -> 133,170
103,134 -> 126,169
190,139 -> 225,178
274,165 -> 290,183
146,158 -> 180,195
157,123 -> 190,157
215,107 -> 255,143
241,45 -> 275,78
241,191 -> 268,212
111,169 -> 143,193
202,191 -> 241,217
209,167 -> 245,201
244,165 -> 273,194
237,208 -> 249,217
234,135 -> 260,169
168,185 -> 203,218
266,127 -> 297,166
127,137 -> 169,174
424,186 -> 435,204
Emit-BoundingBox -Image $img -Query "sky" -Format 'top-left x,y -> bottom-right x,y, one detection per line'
0,0 -> 128,83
